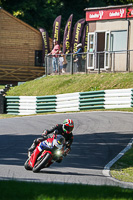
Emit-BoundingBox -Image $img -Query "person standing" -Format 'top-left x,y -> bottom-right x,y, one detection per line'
74,43 -> 83,72
48,39 -> 60,73
59,51 -> 67,73
59,51 -> 64,73
62,54 -> 67,73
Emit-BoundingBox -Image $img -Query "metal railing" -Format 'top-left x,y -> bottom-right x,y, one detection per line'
45,52 -> 87,75
45,49 -> 133,75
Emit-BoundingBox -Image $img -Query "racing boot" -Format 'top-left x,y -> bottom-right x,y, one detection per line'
56,156 -> 63,163
28,140 -> 37,153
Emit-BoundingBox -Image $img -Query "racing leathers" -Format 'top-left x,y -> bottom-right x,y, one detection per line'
29,124 -> 74,158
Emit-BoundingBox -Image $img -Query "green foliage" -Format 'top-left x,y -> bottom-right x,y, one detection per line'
0,0 -> 132,39
0,180 -> 133,200
111,147 -> 133,182
0,85 -> 4,89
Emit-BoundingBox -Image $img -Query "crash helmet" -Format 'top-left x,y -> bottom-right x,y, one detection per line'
63,119 -> 74,134
53,135 -> 65,150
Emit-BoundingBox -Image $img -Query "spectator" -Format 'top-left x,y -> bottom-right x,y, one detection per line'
62,54 -> 67,73
74,43 -> 83,72
59,51 -> 67,73
59,51 -> 64,73
48,39 -> 60,73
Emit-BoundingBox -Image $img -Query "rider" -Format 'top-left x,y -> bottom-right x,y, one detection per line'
29,119 -> 74,158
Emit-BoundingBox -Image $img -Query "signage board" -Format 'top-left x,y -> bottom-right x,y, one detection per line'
86,7 -> 133,21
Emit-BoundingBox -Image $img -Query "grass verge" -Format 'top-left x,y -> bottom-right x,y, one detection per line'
6,73 -> 133,96
0,180 -> 133,200
111,146 -> 133,183
0,85 -> 5,89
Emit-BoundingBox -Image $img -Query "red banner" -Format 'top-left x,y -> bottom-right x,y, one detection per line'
86,8 -> 129,21
127,7 -> 133,18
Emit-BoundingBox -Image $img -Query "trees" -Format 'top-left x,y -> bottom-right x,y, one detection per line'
0,0 -> 131,38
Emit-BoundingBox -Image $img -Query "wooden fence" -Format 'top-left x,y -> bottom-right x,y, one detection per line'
0,65 -> 45,83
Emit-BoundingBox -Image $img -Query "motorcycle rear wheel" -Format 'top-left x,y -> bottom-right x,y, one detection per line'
33,153 -> 52,173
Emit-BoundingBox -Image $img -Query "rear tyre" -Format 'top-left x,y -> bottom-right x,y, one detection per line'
33,153 -> 52,173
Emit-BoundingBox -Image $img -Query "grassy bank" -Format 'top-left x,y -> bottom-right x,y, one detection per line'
0,85 -> 4,89
6,73 -> 133,96
111,146 -> 133,183
0,180 -> 133,200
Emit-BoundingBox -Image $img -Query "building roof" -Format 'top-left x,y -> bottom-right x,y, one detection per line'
84,3 -> 133,11
0,7 -> 41,34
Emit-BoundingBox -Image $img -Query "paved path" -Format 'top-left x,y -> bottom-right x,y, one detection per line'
0,112 -> 133,188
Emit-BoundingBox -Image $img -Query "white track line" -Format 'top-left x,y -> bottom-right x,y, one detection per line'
102,138 -> 133,177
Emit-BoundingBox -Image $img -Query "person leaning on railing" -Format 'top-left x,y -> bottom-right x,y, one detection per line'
48,39 -> 60,73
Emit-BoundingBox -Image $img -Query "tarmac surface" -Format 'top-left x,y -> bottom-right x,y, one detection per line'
0,111 -> 133,188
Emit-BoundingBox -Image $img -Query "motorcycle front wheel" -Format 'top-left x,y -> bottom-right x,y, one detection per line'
24,158 -> 32,170
33,153 -> 52,173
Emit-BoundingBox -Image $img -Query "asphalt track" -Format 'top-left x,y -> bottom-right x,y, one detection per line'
0,111 -> 133,188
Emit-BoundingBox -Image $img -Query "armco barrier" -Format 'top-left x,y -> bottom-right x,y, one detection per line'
6,96 -> 37,115
104,89 -> 132,109
5,88 -> 133,115
55,92 -> 80,112
36,95 -> 56,113
79,90 -> 105,110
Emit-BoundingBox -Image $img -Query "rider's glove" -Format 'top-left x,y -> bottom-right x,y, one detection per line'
66,141 -> 71,147
63,148 -> 70,157
42,130 -> 48,137
54,129 -> 58,134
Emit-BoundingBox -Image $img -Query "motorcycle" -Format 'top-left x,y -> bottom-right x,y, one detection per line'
24,134 -> 66,173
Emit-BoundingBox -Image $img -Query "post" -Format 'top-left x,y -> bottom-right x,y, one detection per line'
70,53 -> 73,75
45,55 -> 47,76
126,19 -> 130,72
98,53 -> 100,74
0,93 -> 5,114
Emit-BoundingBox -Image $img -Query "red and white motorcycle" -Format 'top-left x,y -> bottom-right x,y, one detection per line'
24,134 -> 66,173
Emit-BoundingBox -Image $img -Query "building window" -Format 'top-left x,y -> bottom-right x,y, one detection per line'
110,30 -> 127,51
35,50 -> 43,66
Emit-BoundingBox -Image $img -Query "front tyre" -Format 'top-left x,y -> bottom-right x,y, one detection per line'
33,153 -> 52,173
24,158 -> 32,170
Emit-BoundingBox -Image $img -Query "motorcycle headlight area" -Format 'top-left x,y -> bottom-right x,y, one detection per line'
55,149 -> 62,156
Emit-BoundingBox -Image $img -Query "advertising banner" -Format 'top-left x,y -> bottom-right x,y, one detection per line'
82,23 -> 89,52
39,28 -> 50,61
86,8 -> 127,21
52,15 -> 62,45
63,14 -> 73,54
72,18 -> 86,52
127,7 -> 133,18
